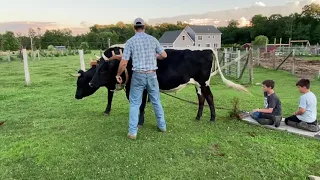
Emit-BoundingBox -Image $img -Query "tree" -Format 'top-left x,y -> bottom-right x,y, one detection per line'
47,45 -> 55,51
228,20 -> 239,28
2,31 -> 20,51
37,27 -> 42,49
302,3 -> 320,19
79,42 -> 89,51
28,28 -> 36,51
252,35 -> 268,46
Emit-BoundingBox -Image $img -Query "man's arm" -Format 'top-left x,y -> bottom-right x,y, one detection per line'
117,43 -> 131,77
155,39 -> 167,60
294,96 -> 307,115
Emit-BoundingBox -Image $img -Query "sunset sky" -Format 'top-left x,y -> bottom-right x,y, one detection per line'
0,0 -> 284,26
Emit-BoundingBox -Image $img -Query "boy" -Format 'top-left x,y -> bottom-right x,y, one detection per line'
250,80 -> 282,127
285,79 -> 319,132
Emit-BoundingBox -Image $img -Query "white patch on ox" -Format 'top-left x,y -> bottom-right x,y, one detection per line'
159,78 -> 202,95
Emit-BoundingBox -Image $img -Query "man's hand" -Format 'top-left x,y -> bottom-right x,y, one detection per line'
116,75 -> 122,84
156,51 -> 167,60
252,109 -> 259,112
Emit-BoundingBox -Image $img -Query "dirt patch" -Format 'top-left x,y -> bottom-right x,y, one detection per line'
255,56 -> 320,79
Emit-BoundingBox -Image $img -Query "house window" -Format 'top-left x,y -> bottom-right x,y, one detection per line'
212,35 -> 215,38
187,45 -> 190,47
206,43 -> 211,47
182,36 -> 185,40
214,43 -> 218,48
208,35 -> 210,38
198,35 -> 202,40
198,44 -> 201,47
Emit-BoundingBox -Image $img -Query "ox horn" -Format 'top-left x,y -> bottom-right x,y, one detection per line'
69,73 -> 81,77
95,55 -> 100,60
102,53 -> 109,61
119,49 -> 123,56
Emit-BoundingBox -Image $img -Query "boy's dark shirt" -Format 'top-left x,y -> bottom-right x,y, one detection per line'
263,92 -> 282,116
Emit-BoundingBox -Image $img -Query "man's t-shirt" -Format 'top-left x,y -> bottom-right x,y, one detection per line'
296,91 -> 317,123
263,92 -> 282,116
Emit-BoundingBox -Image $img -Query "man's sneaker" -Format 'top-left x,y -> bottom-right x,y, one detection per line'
274,116 -> 282,128
127,133 -> 137,140
158,127 -> 166,132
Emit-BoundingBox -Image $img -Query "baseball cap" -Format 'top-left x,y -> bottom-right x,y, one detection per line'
134,18 -> 145,26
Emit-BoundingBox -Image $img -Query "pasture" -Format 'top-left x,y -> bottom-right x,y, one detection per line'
0,54 -> 320,179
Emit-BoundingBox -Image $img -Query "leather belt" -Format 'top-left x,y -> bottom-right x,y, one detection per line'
135,70 -> 156,74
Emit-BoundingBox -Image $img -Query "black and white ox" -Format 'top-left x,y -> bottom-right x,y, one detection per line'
86,46 -> 248,125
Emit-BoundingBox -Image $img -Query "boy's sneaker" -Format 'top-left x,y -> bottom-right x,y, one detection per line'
297,122 -> 320,132
274,116 -> 282,128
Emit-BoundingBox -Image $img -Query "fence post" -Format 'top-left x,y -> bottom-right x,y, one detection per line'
37,50 -> 40,61
224,48 -> 228,74
249,48 -> 254,85
292,49 -> 295,74
7,51 -> 11,61
22,49 -> 31,86
273,51 -> 276,69
78,49 -> 85,71
237,50 -> 241,78
257,49 -> 260,65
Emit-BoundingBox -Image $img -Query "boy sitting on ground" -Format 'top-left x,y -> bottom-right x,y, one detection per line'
250,80 -> 282,127
285,79 -> 319,132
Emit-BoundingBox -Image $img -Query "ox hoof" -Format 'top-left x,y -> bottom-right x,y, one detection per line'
104,112 -> 110,116
209,119 -> 216,123
195,116 -> 201,121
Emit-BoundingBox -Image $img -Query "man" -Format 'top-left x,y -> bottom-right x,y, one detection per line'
250,80 -> 282,127
116,18 -> 167,139
285,79 -> 319,132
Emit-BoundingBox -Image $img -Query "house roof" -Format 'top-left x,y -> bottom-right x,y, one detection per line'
159,30 -> 183,44
188,25 -> 221,34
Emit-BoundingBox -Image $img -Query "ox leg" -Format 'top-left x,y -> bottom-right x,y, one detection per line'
201,86 -> 216,122
138,89 -> 148,126
195,87 -> 205,120
104,89 -> 114,116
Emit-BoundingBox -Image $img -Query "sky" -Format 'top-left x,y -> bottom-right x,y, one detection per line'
0,0 -> 286,26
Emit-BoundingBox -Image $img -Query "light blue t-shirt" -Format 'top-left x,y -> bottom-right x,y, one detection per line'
297,91 -> 317,123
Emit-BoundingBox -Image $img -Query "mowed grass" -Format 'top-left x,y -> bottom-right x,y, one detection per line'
300,56 -> 320,61
0,55 -> 320,179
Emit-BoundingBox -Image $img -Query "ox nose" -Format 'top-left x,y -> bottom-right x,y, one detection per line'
89,82 -> 94,87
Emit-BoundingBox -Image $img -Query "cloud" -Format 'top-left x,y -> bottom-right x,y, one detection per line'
238,17 -> 251,27
0,21 -> 89,35
253,2 -> 266,6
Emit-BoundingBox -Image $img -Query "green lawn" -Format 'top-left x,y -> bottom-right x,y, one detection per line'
300,56 -> 320,61
1,55 -> 320,179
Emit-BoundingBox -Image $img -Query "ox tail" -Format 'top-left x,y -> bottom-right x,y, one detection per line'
210,50 -> 252,95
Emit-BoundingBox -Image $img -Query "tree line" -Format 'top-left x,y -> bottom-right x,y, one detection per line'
0,3 -> 319,51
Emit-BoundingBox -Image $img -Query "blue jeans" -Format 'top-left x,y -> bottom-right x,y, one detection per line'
128,71 -> 166,136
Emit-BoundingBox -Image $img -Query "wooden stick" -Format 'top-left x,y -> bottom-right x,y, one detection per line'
273,51 -> 276,69
292,49 -> 295,74
249,49 -> 253,85
276,51 -> 293,70
22,49 -> 31,86
238,51 -> 250,80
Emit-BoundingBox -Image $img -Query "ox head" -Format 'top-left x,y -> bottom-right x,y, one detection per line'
71,58 -> 101,99
89,47 -> 124,88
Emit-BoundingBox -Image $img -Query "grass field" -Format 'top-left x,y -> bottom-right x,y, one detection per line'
300,56 -> 320,61
1,54 -> 320,179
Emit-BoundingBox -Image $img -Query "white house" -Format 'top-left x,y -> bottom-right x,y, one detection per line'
159,25 -> 222,49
